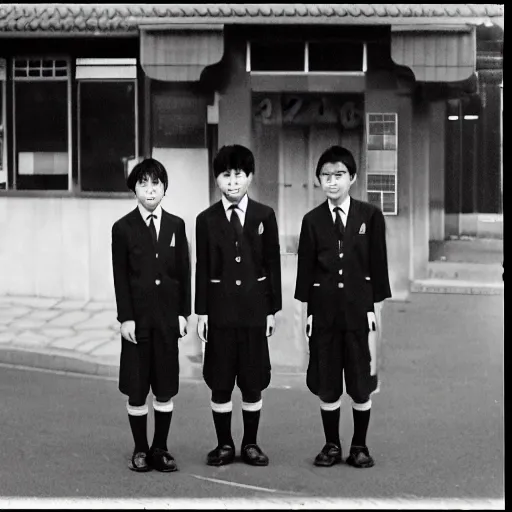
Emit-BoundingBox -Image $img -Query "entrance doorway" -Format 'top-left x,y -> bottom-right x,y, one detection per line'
252,93 -> 364,253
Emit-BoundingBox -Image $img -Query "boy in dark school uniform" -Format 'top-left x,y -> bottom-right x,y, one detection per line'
111,158 -> 191,473
295,145 -> 391,468
195,144 -> 282,467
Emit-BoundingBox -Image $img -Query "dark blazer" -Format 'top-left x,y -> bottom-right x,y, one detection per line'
111,207 -> 191,334
294,198 -> 391,330
195,198 -> 282,327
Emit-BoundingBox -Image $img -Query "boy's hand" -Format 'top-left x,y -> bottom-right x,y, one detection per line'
197,315 -> 208,343
374,301 -> 383,332
266,314 -> 275,337
179,316 -> 188,338
120,320 -> 137,344
305,315 -> 313,339
367,312 -> 377,332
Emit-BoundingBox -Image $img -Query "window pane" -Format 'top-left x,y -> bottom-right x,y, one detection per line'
309,41 -> 364,72
0,84 -> 5,189
152,82 -> 207,148
367,191 -> 382,209
366,41 -> 394,71
79,81 -> 136,192
15,81 -> 68,190
382,192 -> 396,213
367,173 -> 395,191
251,41 -> 304,72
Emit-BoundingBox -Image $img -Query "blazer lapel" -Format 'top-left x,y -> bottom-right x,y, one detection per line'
243,198 -> 258,242
128,208 -> 153,246
343,198 -> 359,252
212,201 -> 233,240
320,201 -> 338,241
157,210 -> 173,250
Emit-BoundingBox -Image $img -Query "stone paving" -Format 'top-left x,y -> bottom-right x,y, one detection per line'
0,295 -> 203,378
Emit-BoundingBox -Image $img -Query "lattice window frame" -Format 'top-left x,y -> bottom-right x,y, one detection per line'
366,113 -> 398,215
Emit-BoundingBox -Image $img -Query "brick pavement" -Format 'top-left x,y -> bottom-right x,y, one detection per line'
0,295 -> 203,379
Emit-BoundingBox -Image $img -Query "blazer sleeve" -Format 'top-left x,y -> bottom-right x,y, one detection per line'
369,209 -> 392,303
294,215 -> 316,304
111,222 -> 134,323
178,218 -> 191,318
263,209 -> 282,315
194,213 -> 209,316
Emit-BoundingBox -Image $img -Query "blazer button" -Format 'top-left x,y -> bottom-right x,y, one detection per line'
338,269 -> 343,275
155,279 -> 161,285
156,253 -> 159,258
339,253 -> 344,259
338,282 -> 344,289
235,280 -> 242,286
235,256 -> 241,263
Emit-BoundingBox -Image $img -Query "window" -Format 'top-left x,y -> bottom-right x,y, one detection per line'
247,41 -> 366,74
0,58 -> 6,189
308,41 -> 365,72
12,57 -> 70,191
77,58 -> 138,192
3,56 -> 139,193
366,113 -> 398,214
151,81 -> 208,149
249,41 -> 304,72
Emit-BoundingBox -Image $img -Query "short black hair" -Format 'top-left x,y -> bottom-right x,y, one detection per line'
213,144 -> 255,178
315,145 -> 357,179
126,158 -> 168,193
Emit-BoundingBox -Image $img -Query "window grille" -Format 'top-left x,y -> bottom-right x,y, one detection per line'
366,113 -> 398,214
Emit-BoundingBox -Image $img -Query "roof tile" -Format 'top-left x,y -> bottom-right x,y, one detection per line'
0,4 -> 504,34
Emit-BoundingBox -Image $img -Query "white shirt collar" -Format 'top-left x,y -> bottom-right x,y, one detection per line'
222,193 -> 248,213
138,203 -> 162,222
328,195 -> 351,215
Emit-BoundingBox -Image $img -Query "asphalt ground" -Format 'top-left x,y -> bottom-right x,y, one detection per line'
0,293 -> 504,509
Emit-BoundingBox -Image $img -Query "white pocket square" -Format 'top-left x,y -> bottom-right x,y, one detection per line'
258,222 -> 264,235
170,233 -> 175,247
359,223 -> 366,234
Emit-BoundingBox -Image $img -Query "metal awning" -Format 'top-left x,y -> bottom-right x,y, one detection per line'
139,23 -> 224,82
391,25 -> 476,82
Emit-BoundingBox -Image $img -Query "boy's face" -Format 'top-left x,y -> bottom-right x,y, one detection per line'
216,168 -> 253,203
319,161 -> 356,204
134,174 -> 165,212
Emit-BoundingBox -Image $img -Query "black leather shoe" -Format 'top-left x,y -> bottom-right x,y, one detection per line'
346,445 -> 375,468
128,451 -> 151,472
207,444 -> 235,466
148,447 -> 178,472
241,444 -> 269,466
314,442 -> 342,467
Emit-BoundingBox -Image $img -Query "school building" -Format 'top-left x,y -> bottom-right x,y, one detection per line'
0,4 -> 504,366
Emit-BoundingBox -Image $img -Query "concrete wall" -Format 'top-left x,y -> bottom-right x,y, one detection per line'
410,102 -> 431,281
0,196 -> 131,300
429,101 -> 446,241
365,76 -> 412,300
0,148 -> 209,302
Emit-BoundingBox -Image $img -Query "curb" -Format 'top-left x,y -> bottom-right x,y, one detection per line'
411,280 -> 504,295
0,346 -> 307,381
0,346 -> 205,380
0,346 -> 120,378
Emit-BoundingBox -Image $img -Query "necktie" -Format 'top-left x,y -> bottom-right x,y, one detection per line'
333,207 -> 345,241
147,214 -> 157,246
229,204 -> 243,240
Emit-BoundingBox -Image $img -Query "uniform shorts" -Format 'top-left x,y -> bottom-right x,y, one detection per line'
119,324 -> 180,405
203,326 -> 271,397
307,322 -> 378,404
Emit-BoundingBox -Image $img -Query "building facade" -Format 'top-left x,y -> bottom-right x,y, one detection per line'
0,4 -> 504,367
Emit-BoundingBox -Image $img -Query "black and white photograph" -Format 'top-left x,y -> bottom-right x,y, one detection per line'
0,3 -> 504,509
